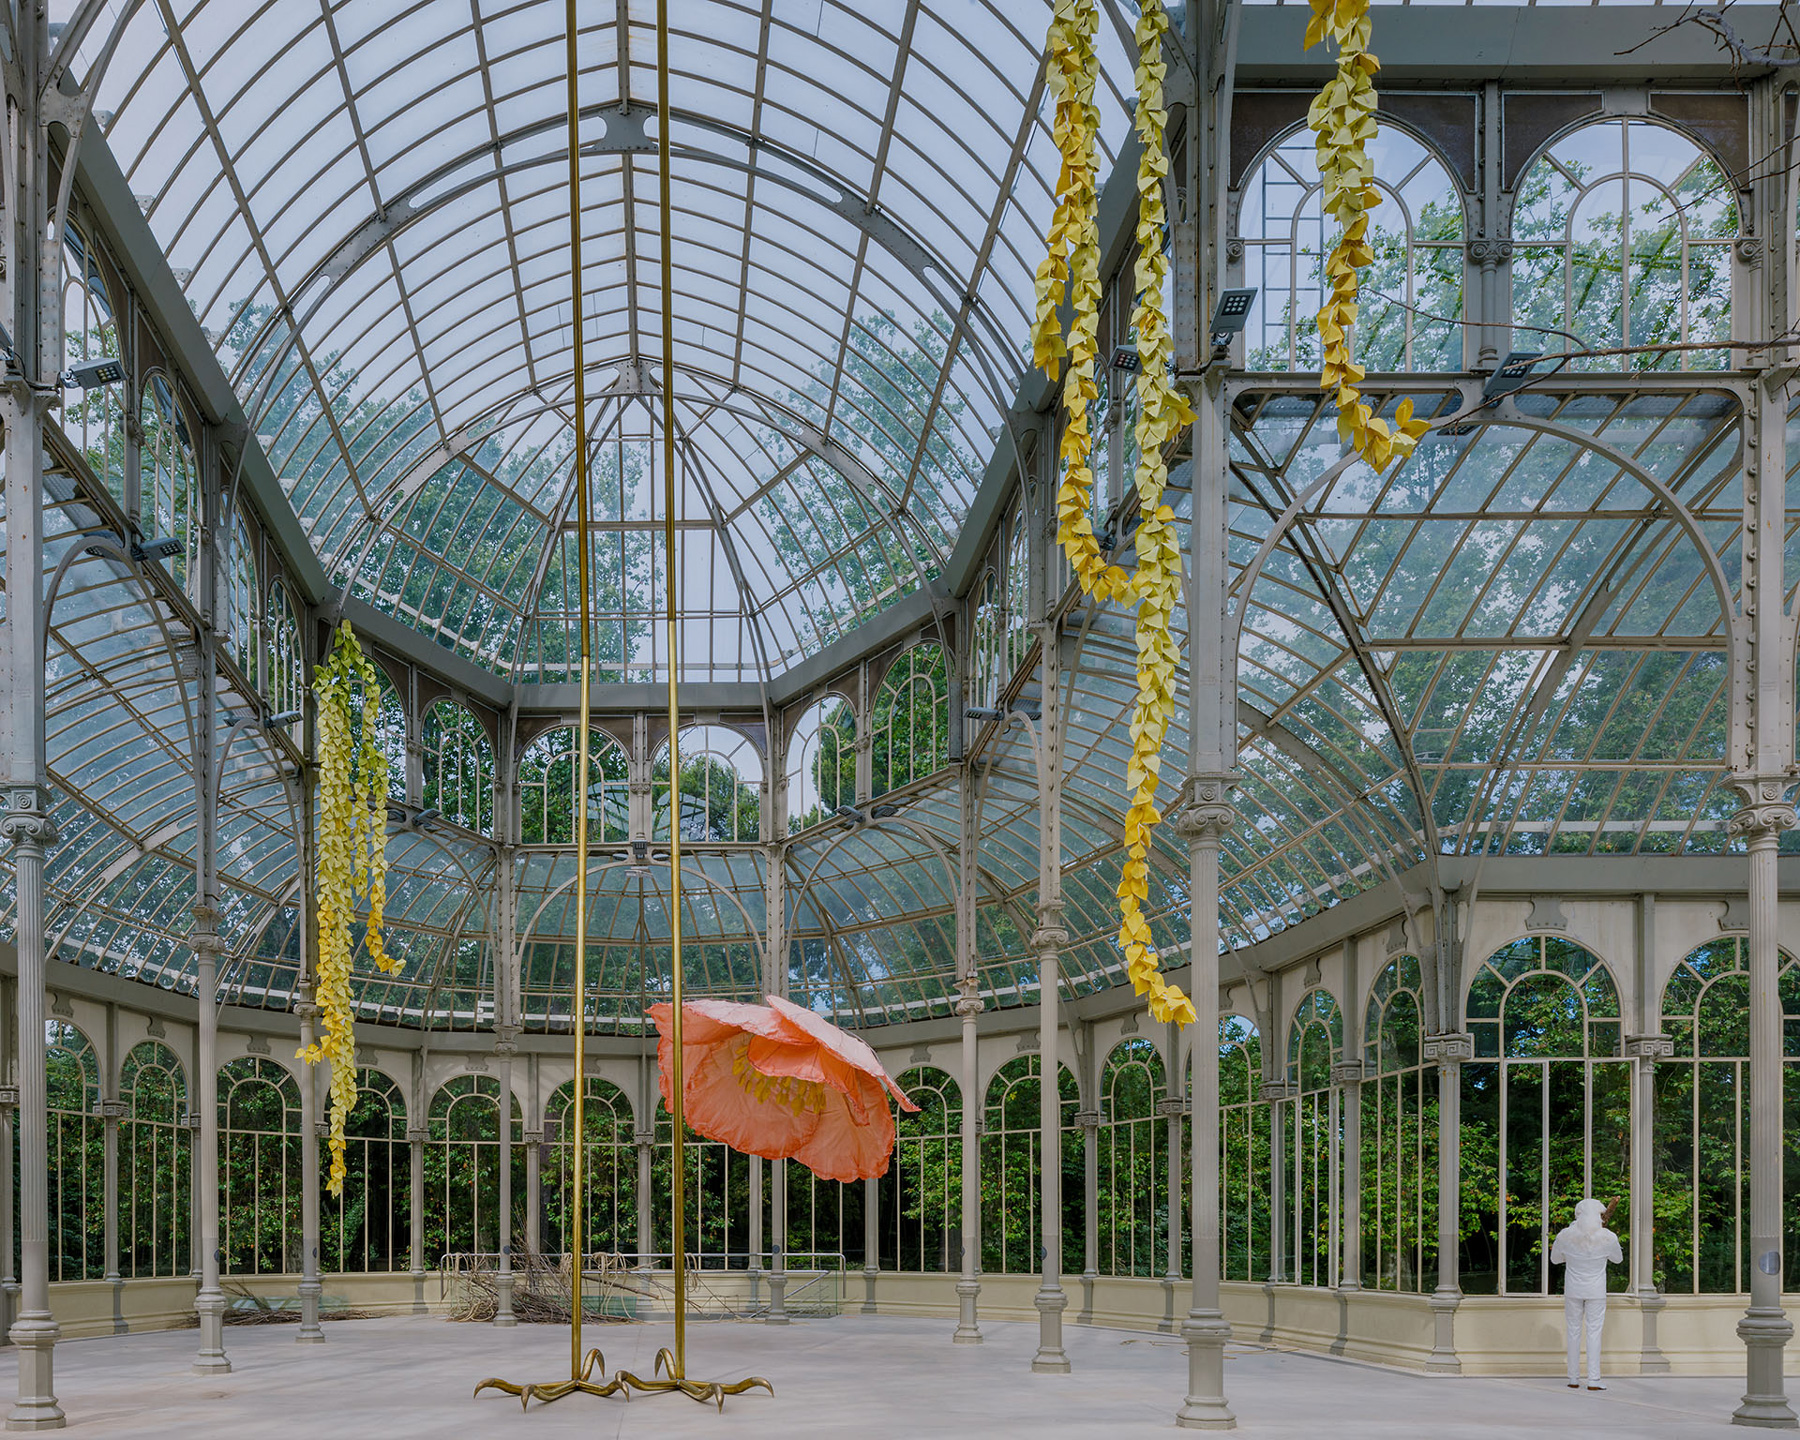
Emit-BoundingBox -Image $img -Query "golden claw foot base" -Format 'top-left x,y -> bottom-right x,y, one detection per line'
473,1348 -> 628,1409
609,1347 -> 774,1411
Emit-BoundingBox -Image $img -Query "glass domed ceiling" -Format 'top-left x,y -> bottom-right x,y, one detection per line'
71,0 -> 1141,683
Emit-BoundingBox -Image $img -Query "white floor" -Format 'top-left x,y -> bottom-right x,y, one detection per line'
0,1313 -> 1772,1437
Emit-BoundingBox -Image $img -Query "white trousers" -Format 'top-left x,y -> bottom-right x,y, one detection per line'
1564,1296 -> 1606,1383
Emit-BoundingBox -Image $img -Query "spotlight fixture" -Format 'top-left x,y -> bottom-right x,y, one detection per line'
833,804 -> 864,823
1110,344 -> 1141,373
266,710 -> 302,728
130,535 -> 183,564
1208,287 -> 1257,353
1482,351 -> 1543,402
412,807 -> 441,828
870,804 -> 900,819
60,357 -> 125,390
626,838 -> 652,876
964,706 -> 1002,722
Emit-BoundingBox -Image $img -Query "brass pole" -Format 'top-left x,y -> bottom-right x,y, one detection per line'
653,0 -> 687,1384
563,0 -> 593,1382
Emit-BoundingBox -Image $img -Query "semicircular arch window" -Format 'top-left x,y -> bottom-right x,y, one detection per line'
518,727 -> 630,845
872,642 -> 949,796
786,699 -> 856,835
1512,118 -> 1737,371
654,725 -> 763,842
1239,126 -> 1465,372
421,699 -> 495,835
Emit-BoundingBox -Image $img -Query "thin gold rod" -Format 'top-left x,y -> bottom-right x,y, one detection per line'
654,0 -> 686,1384
563,0 -> 593,1383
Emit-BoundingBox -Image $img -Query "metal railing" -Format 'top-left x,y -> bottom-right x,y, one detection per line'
436,1250 -> 848,1320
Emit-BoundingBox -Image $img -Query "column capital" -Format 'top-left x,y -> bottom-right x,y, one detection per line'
97,1101 -> 128,1122
1729,796 -> 1797,845
493,1022 -> 520,1057
1154,1098 -> 1189,1118
1423,1031 -> 1474,1065
1624,1033 -> 1675,1060
405,1125 -> 428,1144
633,1128 -> 657,1147
1173,773 -> 1237,842
0,1084 -> 18,1110
1259,1079 -> 1296,1103
1031,926 -> 1070,953
954,973 -> 984,1018
0,787 -> 58,850
1073,1109 -> 1101,1130
1330,1059 -> 1367,1087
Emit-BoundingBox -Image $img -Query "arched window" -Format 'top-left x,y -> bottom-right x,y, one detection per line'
1460,936 -> 1629,1296
1512,118 -> 1736,371
1655,937 -> 1800,1293
1219,1014 -> 1271,1282
422,699 -> 494,834
543,1077 -> 637,1258
222,516 -> 258,676
785,699 -> 856,834
879,1066 -> 960,1272
62,225 -> 124,502
1287,989 -> 1342,1287
518,727 -> 630,845
1097,1037 -> 1169,1278
1004,520 -> 1029,679
47,1022 -> 103,1282
653,1110 -> 750,1261
263,583 -> 304,735
219,1056 -> 302,1276
654,725 -> 762,842
1362,955 -> 1433,1292
120,1040 -> 190,1279
423,1076 -> 523,1261
782,1154 -> 863,1271
871,643 -> 948,796
324,1068 -> 409,1274
971,570 -> 1004,712
368,665 -> 408,804
140,373 -> 200,596
980,1055 -> 1081,1275
1239,126 -> 1464,371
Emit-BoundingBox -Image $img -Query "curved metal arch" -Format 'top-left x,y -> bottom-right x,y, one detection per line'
515,857 -> 771,977
214,101 -> 1021,429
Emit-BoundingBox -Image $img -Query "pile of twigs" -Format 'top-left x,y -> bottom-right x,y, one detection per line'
446,1250 -> 628,1325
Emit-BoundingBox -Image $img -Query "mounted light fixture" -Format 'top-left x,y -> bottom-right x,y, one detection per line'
833,804 -> 864,824
412,807 -> 440,829
626,838 -> 651,876
266,710 -> 302,728
130,536 -> 182,564
60,357 -> 125,390
964,706 -> 1002,722
1110,344 -> 1140,373
1482,350 -> 1543,402
870,804 -> 900,819
1208,287 -> 1257,353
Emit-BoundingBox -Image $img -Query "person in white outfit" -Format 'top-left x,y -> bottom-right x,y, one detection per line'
1550,1197 -> 1622,1390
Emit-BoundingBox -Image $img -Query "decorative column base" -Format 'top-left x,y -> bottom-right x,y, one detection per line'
296,1278 -> 325,1344
1425,1287 -> 1461,1375
193,1288 -> 231,1374
1030,1285 -> 1070,1374
493,1266 -> 517,1328
1636,1288 -> 1669,1375
952,1277 -> 982,1345
1734,1308 -> 1798,1428
6,1314 -> 63,1431
766,1270 -> 789,1325
110,1277 -> 125,1337
1159,1273 -> 1181,1334
410,1267 -> 428,1316
1078,1270 -> 1096,1326
861,1266 -> 877,1315
1176,1309 -> 1235,1430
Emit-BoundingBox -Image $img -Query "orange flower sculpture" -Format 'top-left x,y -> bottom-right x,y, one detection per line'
649,995 -> 918,1184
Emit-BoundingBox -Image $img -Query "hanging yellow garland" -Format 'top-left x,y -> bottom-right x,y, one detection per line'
1033,0 -> 1195,1027
1305,0 -> 1428,470
302,621 -> 400,1196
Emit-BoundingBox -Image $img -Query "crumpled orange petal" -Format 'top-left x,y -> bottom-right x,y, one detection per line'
650,995 -> 918,1184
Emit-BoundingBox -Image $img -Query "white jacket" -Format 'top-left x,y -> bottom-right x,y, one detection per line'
1551,1224 -> 1622,1300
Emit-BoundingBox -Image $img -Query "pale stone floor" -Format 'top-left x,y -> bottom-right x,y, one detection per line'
0,1313 -> 1774,1438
